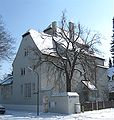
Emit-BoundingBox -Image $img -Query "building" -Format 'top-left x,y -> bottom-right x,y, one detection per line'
0,22 -> 108,113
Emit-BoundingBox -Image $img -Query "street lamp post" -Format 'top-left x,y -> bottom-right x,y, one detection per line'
28,67 -> 39,115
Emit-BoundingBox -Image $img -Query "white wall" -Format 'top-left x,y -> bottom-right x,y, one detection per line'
49,92 -> 80,114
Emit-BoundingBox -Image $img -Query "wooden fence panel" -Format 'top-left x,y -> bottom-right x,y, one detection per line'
104,101 -> 111,108
111,101 -> 114,107
98,101 -> 104,110
81,101 -> 114,112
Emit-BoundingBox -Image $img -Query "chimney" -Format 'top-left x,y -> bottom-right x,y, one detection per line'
43,21 -> 57,36
52,21 -> 57,36
69,22 -> 74,41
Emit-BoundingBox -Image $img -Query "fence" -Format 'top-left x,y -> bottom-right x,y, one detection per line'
81,101 -> 114,112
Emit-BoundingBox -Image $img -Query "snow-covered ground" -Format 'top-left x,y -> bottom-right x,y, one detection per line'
0,108 -> 114,120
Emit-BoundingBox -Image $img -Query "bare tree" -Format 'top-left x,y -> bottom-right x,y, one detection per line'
0,15 -> 14,63
31,13 -> 101,92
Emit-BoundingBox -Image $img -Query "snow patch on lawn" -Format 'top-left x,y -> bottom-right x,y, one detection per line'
0,108 -> 114,120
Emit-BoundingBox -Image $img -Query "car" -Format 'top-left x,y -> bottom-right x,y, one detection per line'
0,105 -> 5,114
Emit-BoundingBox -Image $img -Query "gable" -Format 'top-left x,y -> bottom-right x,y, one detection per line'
12,31 -> 40,66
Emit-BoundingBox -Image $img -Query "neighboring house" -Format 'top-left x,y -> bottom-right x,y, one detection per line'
0,22 -> 108,113
72,58 -> 108,103
0,74 -> 13,101
107,67 -> 114,100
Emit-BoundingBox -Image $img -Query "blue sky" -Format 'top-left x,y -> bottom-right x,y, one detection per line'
0,0 -> 114,77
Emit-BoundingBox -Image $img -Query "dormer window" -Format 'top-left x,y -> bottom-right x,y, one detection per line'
108,76 -> 111,81
112,75 -> 114,80
107,75 -> 114,81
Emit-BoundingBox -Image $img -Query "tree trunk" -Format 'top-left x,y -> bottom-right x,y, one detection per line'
66,78 -> 71,92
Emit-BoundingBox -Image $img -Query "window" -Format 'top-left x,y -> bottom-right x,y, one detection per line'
23,68 -> 25,75
21,68 -> 23,75
24,83 -> 31,98
21,68 -> 25,75
24,50 -> 28,56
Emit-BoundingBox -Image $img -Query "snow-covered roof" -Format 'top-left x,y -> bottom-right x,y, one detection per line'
82,80 -> 97,91
23,28 -> 104,61
51,92 -> 79,97
107,67 -> 114,77
0,75 -> 13,85
28,29 -> 55,55
97,65 -> 108,69
25,28 -> 86,55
